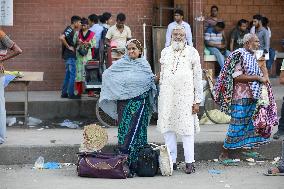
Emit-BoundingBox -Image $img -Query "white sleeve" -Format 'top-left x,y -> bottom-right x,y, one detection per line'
192,49 -> 203,104
159,49 -> 167,83
105,27 -> 112,40
250,26 -> 255,34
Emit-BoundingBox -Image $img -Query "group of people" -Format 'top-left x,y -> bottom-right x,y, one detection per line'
60,12 -> 131,99
204,5 -> 274,73
1,5 -> 284,177
97,7 -> 284,177
99,25 -> 202,175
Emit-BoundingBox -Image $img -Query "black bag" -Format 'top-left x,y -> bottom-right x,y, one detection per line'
101,27 -> 108,42
78,45 -> 89,56
136,144 -> 159,177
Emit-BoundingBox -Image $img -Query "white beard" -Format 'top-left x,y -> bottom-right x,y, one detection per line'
171,41 -> 185,51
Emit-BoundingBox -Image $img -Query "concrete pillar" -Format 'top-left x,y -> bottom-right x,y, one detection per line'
190,0 -> 204,66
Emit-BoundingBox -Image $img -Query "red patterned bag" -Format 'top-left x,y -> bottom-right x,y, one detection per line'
253,83 -> 278,138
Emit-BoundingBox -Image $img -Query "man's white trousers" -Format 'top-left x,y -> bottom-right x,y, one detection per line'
163,131 -> 195,163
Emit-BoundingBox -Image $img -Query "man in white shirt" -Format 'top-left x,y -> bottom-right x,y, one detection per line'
165,9 -> 193,47
105,13 -> 132,59
105,13 -> 132,49
158,26 -> 202,174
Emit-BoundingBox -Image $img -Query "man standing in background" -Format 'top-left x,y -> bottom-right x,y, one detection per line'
105,13 -> 132,58
59,15 -> 81,99
229,19 -> 249,51
165,9 -> 193,47
88,14 -> 104,60
204,5 -> 223,30
252,15 -> 270,54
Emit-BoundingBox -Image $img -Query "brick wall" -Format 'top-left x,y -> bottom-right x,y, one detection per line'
153,0 -> 174,26
2,0 -> 154,91
2,0 -> 284,91
203,0 -> 284,51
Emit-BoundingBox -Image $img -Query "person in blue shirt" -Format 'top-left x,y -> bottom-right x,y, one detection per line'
165,9 -> 193,47
88,14 -> 104,60
100,12 -> 113,30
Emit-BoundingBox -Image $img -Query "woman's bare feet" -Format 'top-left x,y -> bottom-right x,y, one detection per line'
219,148 -> 229,160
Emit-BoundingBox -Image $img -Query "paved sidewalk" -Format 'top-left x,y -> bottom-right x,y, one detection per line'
0,125 -> 282,165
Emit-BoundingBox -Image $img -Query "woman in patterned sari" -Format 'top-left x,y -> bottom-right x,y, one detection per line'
74,18 -> 96,97
99,39 -> 157,175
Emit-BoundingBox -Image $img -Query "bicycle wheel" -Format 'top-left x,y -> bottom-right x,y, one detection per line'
95,100 -> 117,127
204,90 -> 230,124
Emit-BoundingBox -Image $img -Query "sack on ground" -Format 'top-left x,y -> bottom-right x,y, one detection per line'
79,124 -> 108,152
77,152 -> 129,179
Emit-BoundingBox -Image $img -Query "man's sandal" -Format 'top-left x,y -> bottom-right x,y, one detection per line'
264,167 -> 284,176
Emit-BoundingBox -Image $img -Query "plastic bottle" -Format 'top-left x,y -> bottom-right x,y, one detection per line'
34,156 -> 44,169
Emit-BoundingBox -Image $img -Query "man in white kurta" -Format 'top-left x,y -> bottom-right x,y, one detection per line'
157,26 -> 202,174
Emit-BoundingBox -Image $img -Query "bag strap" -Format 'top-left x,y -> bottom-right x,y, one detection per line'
84,157 -> 127,170
148,143 -> 161,151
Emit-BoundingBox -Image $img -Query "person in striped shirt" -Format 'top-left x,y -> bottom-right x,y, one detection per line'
204,21 -> 230,68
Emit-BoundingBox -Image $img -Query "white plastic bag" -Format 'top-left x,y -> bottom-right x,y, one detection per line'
151,143 -> 173,176
34,156 -> 44,169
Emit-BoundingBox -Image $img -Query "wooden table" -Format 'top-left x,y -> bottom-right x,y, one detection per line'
8,72 -> 44,125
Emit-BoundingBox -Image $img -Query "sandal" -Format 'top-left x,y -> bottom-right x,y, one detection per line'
264,167 -> 284,176
218,153 -> 229,161
173,163 -> 177,170
219,159 -> 239,166
242,152 -> 267,161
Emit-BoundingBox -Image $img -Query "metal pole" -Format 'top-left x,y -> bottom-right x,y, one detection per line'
143,23 -> 147,59
24,81 -> 29,127
159,2 -> 162,26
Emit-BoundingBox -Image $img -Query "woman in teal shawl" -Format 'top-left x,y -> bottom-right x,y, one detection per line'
99,39 -> 157,175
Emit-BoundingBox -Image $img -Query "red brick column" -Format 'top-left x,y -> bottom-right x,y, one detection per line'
190,0 -> 205,67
